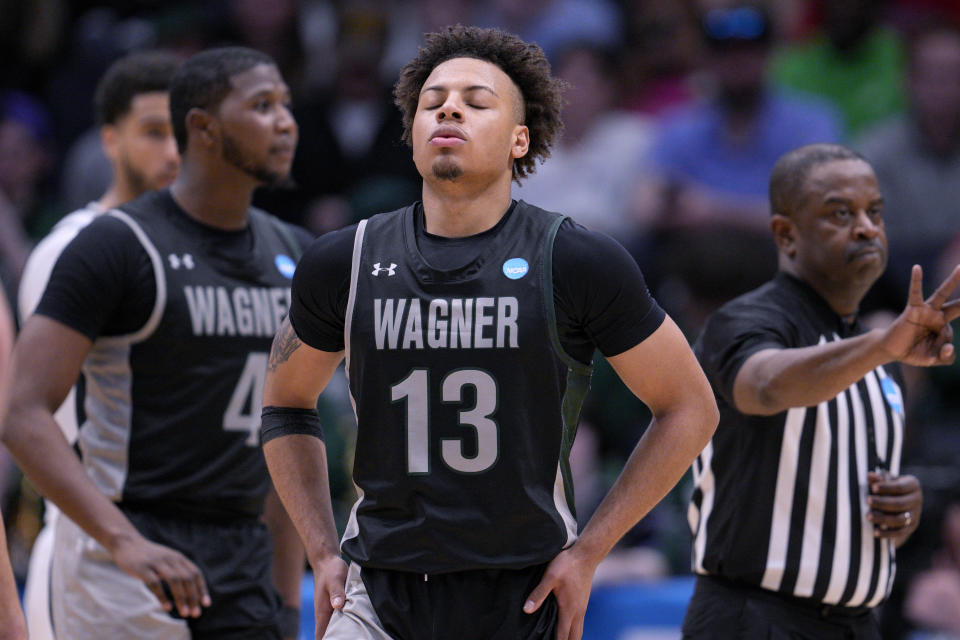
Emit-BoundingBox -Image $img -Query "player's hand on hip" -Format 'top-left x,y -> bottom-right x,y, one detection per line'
110,533 -> 211,618
312,555 -> 348,639
524,545 -> 596,640
884,265 -> 960,366
867,471 -> 922,544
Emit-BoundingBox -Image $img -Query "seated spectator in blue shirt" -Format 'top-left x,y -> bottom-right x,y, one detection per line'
640,4 -> 843,232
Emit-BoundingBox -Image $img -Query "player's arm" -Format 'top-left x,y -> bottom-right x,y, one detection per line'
524,223 -> 718,640
0,289 -> 27,640
734,265 -> 960,415
2,218 -> 211,618
263,486 -> 306,640
0,316 -> 210,618
525,317 -> 718,640
262,317 -> 346,638
586,317 -> 718,549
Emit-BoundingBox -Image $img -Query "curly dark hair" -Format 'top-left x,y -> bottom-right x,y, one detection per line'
393,25 -> 565,182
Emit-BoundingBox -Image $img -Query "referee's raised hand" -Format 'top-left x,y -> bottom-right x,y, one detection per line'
110,533 -> 211,618
881,264 -> 960,366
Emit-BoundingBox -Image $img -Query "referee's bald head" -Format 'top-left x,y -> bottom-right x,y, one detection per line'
769,144 -> 867,218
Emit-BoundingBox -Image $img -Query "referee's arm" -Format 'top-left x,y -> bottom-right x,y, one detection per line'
261,317 -> 346,638
734,265 -> 960,416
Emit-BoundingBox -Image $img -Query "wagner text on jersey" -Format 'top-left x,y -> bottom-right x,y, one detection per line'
374,297 -> 520,350
184,285 -> 291,337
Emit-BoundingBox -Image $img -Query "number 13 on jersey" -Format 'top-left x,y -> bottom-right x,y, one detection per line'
391,368 -> 500,474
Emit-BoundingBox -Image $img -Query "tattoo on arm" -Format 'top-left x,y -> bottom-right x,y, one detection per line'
268,318 -> 301,372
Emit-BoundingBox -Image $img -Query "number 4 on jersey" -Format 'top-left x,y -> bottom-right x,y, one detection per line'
223,352 -> 267,446
392,368 -> 499,474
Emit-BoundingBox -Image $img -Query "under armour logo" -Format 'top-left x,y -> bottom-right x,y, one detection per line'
168,253 -> 195,270
372,262 -> 397,276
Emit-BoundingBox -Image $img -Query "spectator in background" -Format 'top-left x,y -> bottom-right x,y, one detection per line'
643,4 -> 843,231
0,0 -> 65,96
382,0 -> 480,80
855,20 -> 960,306
212,0 -> 306,97
0,93 -> 59,296
903,500 -> 960,637
619,0 -> 700,116
266,3 -> 420,233
514,42 -> 654,237
636,4 -> 842,335
475,0 -> 622,61
771,0 -> 906,136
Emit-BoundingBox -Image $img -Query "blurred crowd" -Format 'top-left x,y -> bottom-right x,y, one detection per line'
4,0 -> 960,637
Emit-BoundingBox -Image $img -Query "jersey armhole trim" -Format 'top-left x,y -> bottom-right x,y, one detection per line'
543,216 -> 592,375
343,219 -> 368,373
101,209 -> 166,344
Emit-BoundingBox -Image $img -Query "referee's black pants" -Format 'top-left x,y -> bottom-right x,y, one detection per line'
682,575 -> 881,640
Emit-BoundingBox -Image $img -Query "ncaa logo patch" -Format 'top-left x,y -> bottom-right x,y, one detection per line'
502,258 -> 529,280
275,254 -> 296,279
881,376 -> 904,417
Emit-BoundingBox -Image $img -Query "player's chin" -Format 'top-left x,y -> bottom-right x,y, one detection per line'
148,174 -> 178,190
431,156 -> 463,181
258,162 -> 294,188
270,155 -> 295,176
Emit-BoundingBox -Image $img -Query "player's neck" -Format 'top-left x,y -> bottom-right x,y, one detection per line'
420,173 -> 513,238
169,162 -> 256,231
97,183 -> 134,211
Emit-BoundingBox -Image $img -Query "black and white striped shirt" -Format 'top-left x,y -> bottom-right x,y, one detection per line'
689,272 -> 905,608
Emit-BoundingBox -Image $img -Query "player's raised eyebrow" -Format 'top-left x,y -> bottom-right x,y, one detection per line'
421,84 -> 499,97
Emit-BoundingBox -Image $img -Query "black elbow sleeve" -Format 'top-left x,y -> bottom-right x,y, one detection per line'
261,406 -> 324,444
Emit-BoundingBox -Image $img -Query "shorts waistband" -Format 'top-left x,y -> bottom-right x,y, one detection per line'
702,575 -> 873,620
118,495 -> 264,522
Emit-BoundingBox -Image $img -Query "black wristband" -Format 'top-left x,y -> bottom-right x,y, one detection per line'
261,406 -> 324,444
277,604 -> 300,638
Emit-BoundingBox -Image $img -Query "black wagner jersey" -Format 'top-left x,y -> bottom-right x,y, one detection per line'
77,192 -> 302,517
342,202 -> 592,573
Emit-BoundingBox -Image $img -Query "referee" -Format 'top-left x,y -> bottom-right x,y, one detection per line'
684,143 -> 960,639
